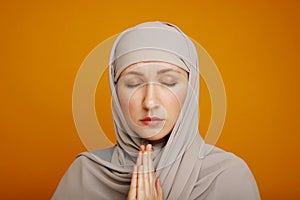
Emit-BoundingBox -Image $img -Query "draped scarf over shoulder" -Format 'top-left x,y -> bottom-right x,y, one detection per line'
52,22 -> 261,200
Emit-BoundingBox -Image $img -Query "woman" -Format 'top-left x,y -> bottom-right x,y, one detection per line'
52,21 -> 260,200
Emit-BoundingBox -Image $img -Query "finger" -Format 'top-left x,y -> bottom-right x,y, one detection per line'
140,145 -> 145,152
137,165 -> 145,200
136,151 -> 142,166
143,152 -> 150,198
146,144 -> 152,152
156,178 -> 163,200
143,151 -> 149,172
146,144 -> 152,170
128,165 -> 138,200
147,145 -> 155,188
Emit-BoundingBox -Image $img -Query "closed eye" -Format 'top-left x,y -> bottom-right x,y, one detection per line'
126,83 -> 143,88
159,75 -> 178,87
161,82 -> 177,87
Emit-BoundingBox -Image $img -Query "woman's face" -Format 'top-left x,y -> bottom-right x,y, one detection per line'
117,61 -> 188,141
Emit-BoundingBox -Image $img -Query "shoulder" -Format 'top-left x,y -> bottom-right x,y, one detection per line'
73,146 -> 131,173
76,146 -> 116,163
206,146 -> 250,171
198,146 -> 261,199
199,146 -> 248,175
52,146 -> 128,200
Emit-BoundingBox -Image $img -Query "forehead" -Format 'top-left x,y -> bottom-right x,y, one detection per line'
119,61 -> 188,77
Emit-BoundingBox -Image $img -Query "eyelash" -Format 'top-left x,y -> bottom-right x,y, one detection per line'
126,83 -> 142,88
126,82 -> 177,88
162,82 -> 177,87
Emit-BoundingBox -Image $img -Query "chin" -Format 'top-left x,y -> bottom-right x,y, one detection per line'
143,131 -> 171,142
131,125 -> 172,141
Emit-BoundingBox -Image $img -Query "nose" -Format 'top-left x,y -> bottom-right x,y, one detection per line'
142,83 -> 159,110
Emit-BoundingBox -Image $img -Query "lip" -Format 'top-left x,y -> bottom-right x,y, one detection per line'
140,116 -> 165,126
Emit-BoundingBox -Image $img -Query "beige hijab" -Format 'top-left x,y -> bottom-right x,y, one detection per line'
52,22 -> 260,200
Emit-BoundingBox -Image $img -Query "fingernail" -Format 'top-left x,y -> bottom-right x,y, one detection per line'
146,144 -> 152,151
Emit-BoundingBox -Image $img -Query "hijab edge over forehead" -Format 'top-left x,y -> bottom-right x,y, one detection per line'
109,21 -> 199,81
112,48 -> 190,82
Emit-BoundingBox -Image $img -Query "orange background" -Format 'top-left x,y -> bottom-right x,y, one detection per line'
1,0 -> 299,199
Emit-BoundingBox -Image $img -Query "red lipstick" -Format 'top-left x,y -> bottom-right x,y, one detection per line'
140,117 -> 164,126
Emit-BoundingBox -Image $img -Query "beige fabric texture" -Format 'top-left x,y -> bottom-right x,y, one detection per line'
52,21 -> 260,200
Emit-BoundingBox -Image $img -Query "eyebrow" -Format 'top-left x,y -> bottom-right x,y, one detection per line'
157,68 -> 182,75
125,68 -> 181,76
125,71 -> 144,76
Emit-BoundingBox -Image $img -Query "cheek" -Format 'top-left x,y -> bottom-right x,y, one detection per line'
119,88 -> 142,119
117,86 -> 132,118
117,90 -> 127,111
176,84 -> 188,105
128,96 -> 139,117
163,87 -> 187,110
161,93 -> 181,120
161,86 -> 187,124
